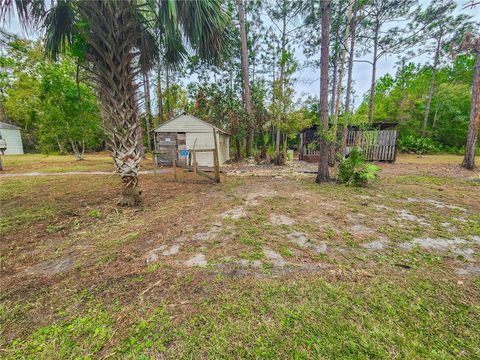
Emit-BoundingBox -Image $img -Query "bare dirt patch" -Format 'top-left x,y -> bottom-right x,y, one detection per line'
24,257 -> 73,275
270,214 -> 295,226
221,206 -> 247,220
361,238 -> 388,251
184,253 -> 208,267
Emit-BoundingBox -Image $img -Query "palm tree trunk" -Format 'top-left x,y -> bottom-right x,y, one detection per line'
236,0 -> 253,157
462,47 -> 480,170
83,1 -> 143,206
316,0 -> 331,183
422,37 -> 441,137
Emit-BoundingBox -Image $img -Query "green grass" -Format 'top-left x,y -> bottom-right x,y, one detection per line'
392,175 -> 451,186
2,276 -> 478,359
1,153 -> 158,174
2,155 -> 480,359
172,277 -> 479,359
0,204 -> 59,234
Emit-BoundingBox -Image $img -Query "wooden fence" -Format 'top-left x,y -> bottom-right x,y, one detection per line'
302,129 -> 397,162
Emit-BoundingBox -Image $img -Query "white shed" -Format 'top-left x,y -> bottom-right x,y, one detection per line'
153,113 -> 230,167
0,122 -> 24,155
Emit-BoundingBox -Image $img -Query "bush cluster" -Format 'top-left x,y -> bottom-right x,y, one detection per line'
397,135 -> 443,154
338,148 -> 380,187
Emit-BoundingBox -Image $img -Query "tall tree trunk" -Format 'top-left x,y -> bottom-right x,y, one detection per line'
341,0 -> 358,156
275,127 -> 281,155
316,0 -> 331,183
275,12 -> 287,158
83,1 -> 143,206
165,66 -> 171,119
156,63 -> 164,124
56,135 -> 66,154
432,98 -> 439,128
235,137 -> 242,161
81,138 -> 85,158
331,1 -> 354,163
236,0 -> 254,157
333,1 -> 354,126
422,37 -> 442,136
330,46 -> 338,116
143,72 -> 152,152
368,20 -> 379,123
462,47 -> 480,170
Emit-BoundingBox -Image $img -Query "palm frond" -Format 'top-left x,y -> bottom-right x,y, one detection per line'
44,0 -> 76,60
134,2 -> 160,73
153,0 -> 187,69
0,26 -> 16,45
174,0 -> 232,64
0,0 -> 46,29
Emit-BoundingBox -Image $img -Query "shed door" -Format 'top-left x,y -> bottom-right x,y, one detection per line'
156,132 -> 177,165
177,132 -> 187,166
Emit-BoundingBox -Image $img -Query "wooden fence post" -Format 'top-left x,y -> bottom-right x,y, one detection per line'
193,150 -> 197,184
212,129 -> 220,183
172,150 -> 177,182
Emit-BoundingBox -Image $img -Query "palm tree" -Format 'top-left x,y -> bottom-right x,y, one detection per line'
0,0 -> 231,206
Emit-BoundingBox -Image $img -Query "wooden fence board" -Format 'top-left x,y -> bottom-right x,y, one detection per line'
301,129 -> 397,162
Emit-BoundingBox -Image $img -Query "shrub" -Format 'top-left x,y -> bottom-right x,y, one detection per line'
338,148 -> 380,186
398,135 -> 443,154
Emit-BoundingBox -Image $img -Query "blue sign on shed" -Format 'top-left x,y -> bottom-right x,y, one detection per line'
179,150 -> 189,157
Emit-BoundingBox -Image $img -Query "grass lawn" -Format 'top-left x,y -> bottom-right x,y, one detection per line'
0,152 -> 157,173
0,154 -> 479,358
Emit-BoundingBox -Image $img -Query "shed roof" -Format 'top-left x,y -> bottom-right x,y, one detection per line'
153,113 -> 229,135
0,122 -> 21,130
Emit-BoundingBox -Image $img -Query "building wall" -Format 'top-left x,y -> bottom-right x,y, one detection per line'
0,129 -> 24,155
155,115 -> 230,167
218,132 -> 230,164
186,132 -> 215,167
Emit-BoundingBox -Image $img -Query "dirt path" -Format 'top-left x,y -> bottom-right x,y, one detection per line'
0,169 -> 171,177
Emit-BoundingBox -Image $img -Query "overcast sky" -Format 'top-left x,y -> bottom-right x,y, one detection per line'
2,1 -> 480,107
294,0 -> 480,106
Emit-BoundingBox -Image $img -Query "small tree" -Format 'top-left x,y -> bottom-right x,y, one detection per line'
39,59 -> 102,159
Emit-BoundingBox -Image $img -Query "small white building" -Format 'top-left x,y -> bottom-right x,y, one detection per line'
153,113 -> 230,167
0,122 -> 24,155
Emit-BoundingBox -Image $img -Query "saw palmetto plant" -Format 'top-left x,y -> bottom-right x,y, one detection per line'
0,0 -> 231,205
